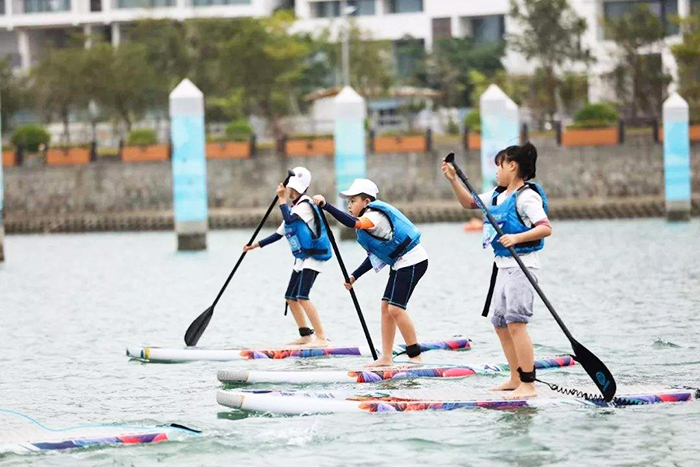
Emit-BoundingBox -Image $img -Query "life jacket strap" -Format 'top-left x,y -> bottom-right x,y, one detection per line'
388,236 -> 413,260
482,262 -> 499,317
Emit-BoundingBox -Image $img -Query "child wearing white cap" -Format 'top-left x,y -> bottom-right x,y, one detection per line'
244,167 -> 332,347
313,179 -> 428,366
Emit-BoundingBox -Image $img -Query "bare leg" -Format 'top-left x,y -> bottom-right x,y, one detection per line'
504,323 -> 537,399
298,299 -> 328,347
365,301 -> 395,367
388,303 -> 422,364
490,325 -> 521,391
286,299 -> 312,345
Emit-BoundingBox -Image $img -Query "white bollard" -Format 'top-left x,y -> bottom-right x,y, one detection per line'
663,93 -> 692,221
480,84 -> 520,191
0,93 -> 4,263
334,87 -> 367,240
169,79 -> 208,251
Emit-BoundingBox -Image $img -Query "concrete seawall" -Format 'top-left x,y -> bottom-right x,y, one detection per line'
3,135 -> 698,234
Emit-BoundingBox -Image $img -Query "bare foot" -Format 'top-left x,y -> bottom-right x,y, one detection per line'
490,379 -> 520,391
364,358 -> 394,368
286,336 -> 312,346
301,337 -> 330,348
503,383 -> 537,399
408,356 -> 423,364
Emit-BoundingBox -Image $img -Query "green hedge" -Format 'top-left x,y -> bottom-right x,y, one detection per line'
225,119 -> 252,141
573,103 -> 618,128
463,109 -> 481,132
127,128 -> 157,146
12,125 -> 50,152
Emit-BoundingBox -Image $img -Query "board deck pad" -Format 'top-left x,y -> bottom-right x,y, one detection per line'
126,338 -> 471,363
217,356 -> 576,385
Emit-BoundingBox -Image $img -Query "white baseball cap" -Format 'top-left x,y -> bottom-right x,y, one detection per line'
287,167 -> 311,194
339,179 -> 379,199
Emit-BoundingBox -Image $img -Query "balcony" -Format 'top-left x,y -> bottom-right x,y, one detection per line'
115,0 -> 175,8
23,0 -> 71,13
191,0 -> 250,6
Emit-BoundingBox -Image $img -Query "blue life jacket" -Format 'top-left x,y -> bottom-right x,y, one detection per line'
485,183 -> 549,257
356,200 -> 421,266
284,199 -> 332,262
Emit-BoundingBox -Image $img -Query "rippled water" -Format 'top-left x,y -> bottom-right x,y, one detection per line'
1,219 -> 699,466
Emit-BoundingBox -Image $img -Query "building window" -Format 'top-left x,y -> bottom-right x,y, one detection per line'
24,0 -> 71,12
432,17 -> 452,41
91,0 -> 101,11
192,0 -> 250,5
393,38 -> 424,80
0,0 -> 5,14
691,0 -> 700,14
311,0 -> 375,18
460,15 -> 505,43
603,1 -> 679,36
388,0 -> 422,14
116,0 -> 174,7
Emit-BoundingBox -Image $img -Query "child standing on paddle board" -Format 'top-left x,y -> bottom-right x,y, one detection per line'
243,167 -> 332,347
312,179 -> 428,367
442,143 -> 552,399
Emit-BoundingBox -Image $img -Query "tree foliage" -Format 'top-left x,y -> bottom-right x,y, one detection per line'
509,0 -> 592,125
0,59 -> 24,133
604,4 -> 671,120
671,12 -> 700,121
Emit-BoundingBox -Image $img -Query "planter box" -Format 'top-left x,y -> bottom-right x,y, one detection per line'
468,133 -> 481,151
374,135 -> 427,153
122,144 -> 169,163
206,141 -> 251,159
562,127 -> 618,147
285,138 -> 334,157
2,150 -> 15,167
659,124 -> 700,143
46,147 -> 91,165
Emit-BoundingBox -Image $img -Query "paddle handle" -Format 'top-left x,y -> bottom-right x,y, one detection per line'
319,209 -> 378,360
444,153 -> 574,342
211,171 -> 294,309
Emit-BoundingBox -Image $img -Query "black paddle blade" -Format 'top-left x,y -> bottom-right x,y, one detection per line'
184,306 -> 213,347
571,338 -> 617,402
445,152 -> 455,163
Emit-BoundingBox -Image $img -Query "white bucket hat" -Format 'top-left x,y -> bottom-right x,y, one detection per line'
339,179 -> 379,199
287,167 -> 312,194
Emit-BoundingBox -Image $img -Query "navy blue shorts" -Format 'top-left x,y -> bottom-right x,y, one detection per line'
382,260 -> 428,310
285,269 -> 319,301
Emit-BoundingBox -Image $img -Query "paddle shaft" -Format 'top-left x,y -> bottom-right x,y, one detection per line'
210,171 -> 294,309
448,160 -> 574,342
210,196 -> 278,309
319,209 -> 379,360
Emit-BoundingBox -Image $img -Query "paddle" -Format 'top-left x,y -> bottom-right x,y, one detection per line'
444,152 -> 616,401
318,209 -> 378,360
184,170 -> 295,347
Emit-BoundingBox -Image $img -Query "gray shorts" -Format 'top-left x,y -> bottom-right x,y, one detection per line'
490,267 -> 537,328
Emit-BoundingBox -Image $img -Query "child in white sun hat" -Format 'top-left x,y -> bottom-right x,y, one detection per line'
244,167 -> 332,347
312,179 -> 428,366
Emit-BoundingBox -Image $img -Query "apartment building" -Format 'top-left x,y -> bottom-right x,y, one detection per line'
0,0 -> 698,101
0,0 -> 285,70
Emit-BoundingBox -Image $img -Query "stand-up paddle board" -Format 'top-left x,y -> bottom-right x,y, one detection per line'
218,356 -> 576,385
127,338 -> 471,363
217,386 -> 699,415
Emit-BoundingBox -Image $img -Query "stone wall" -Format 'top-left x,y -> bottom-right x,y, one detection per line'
3,135 -> 699,218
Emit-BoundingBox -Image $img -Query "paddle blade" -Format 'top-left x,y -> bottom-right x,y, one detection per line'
184,306 -> 213,347
571,339 -> 617,402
